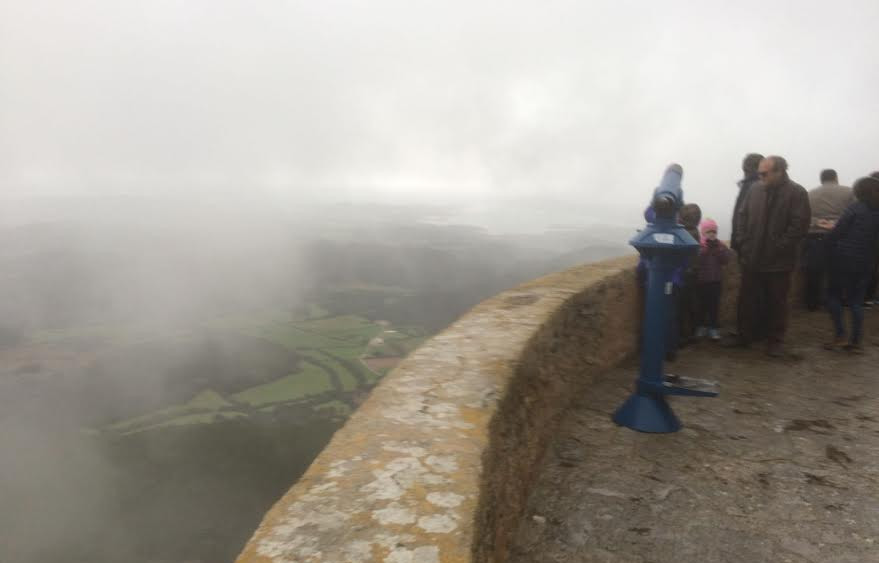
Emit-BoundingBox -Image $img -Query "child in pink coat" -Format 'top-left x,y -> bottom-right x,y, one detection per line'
695,218 -> 732,340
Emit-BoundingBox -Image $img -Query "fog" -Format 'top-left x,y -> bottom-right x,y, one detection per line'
4,0 -> 879,228
2,1 -> 878,562
0,193 -> 632,562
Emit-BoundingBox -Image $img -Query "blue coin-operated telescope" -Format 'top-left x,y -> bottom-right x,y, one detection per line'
612,163 -> 718,433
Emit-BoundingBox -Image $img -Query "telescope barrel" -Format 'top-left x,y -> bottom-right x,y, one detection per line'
652,163 -> 684,219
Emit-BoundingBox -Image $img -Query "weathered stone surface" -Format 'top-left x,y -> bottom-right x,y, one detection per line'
508,312 -> 879,563
236,256 -> 647,563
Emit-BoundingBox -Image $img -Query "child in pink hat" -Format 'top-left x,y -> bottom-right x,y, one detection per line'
695,218 -> 732,340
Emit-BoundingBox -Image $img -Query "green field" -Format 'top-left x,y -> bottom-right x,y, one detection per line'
223,311 -> 427,406
94,297 -> 431,434
232,369 -> 332,407
107,389 -> 241,434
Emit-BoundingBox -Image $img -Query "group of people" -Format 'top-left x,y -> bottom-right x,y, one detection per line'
714,154 -> 879,356
645,154 -> 879,360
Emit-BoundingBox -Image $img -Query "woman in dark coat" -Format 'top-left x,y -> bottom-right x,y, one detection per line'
824,175 -> 879,352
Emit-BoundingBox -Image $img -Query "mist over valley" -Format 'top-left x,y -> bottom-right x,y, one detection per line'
0,197 -> 628,562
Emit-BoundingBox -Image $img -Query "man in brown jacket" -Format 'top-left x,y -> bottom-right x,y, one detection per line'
733,155 -> 811,356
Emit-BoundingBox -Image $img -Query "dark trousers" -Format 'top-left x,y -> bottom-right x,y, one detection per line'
804,269 -> 825,311
738,270 -> 792,345
827,270 -> 869,344
802,235 -> 828,311
866,261 -> 879,303
697,281 -> 722,328
677,280 -> 697,341
734,270 -> 767,341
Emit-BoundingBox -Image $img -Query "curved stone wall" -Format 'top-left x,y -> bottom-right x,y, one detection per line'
236,254 -> 743,563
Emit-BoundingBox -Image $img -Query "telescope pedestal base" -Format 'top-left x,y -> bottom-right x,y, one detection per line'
612,392 -> 681,433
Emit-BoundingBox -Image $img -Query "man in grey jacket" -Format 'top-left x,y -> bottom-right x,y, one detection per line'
803,169 -> 854,310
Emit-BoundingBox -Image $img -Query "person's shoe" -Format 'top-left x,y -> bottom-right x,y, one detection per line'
824,337 -> 847,351
695,326 -> 708,338
844,343 -> 864,354
863,301 -> 874,309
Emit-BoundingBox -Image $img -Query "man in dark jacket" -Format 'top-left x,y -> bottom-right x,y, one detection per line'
729,153 -> 766,342
732,156 -> 811,356
730,153 -> 764,255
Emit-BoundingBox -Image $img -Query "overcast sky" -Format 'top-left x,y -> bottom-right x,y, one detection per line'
2,0 -> 878,229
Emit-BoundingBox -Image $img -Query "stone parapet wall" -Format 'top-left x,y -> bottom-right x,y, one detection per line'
236,254 -> 746,563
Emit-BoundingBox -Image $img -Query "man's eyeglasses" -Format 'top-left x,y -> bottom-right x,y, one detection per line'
758,171 -> 771,178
